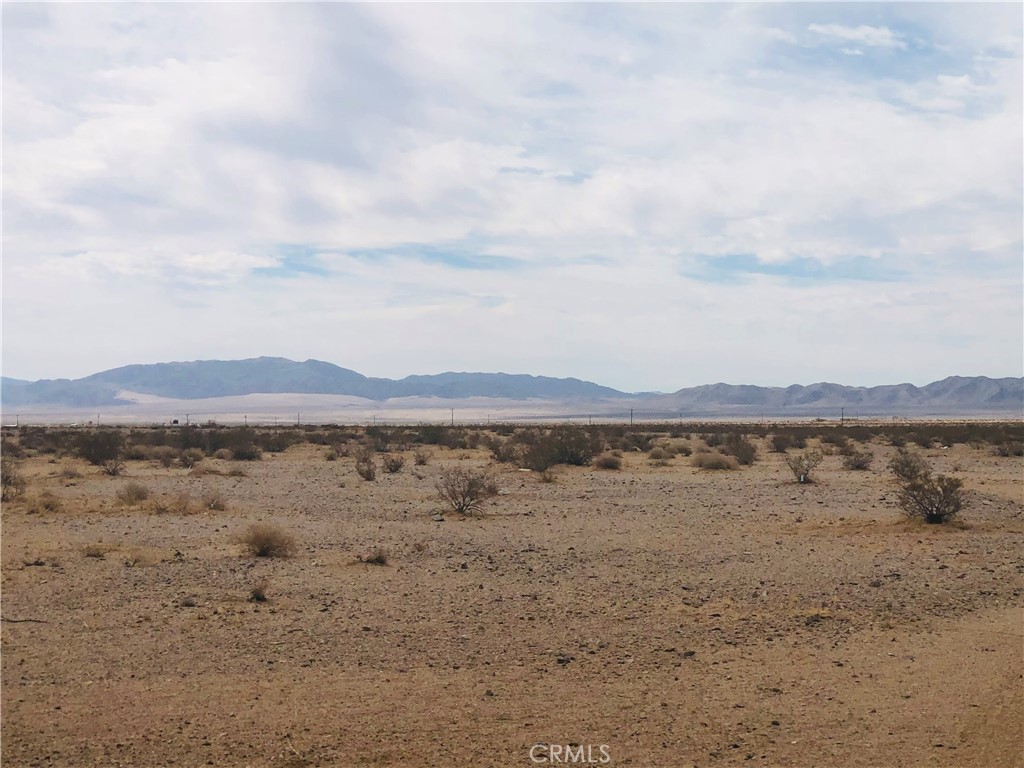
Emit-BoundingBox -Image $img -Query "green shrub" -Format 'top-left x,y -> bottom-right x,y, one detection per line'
888,449 -> 965,524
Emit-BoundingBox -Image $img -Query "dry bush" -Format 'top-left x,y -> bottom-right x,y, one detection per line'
648,447 -> 670,461
240,523 -> 296,558
413,449 -> 430,466
214,449 -> 233,460
994,442 -> 1024,457
58,465 -> 82,480
153,493 -> 195,515
785,450 -> 823,484
382,455 -> 406,474
354,447 -> 377,481
226,467 -> 248,478
770,433 -> 793,453
249,580 -> 269,602
357,548 -> 389,565
843,449 -> 874,470
723,435 -> 758,466
83,544 -> 106,559
436,466 -> 499,515
179,448 -> 204,468
152,446 -> 178,468
102,458 -> 126,476
231,444 -> 262,461
32,491 -> 63,514
691,452 -> 738,471
888,449 -> 965,524
115,481 -> 151,506
325,449 -> 339,462
1,458 -> 27,501
202,491 -> 228,511
594,454 -> 623,470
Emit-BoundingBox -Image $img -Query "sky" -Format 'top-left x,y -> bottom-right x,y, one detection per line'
2,2 -> 1021,393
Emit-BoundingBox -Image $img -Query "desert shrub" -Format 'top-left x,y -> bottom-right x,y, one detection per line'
785,450 -> 823,484
723,435 -> 757,466
413,449 -> 430,466
889,434 -> 907,448
358,548 -> 389,566
226,467 -> 247,478
58,465 -> 81,480
354,447 -> 377,481
888,450 -> 964,524
124,444 -> 153,461
153,493 -> 195,515
435,466 -> 498,515
520,426 -> 600,471
889,449 -> 929,484
488,437 -> 521,464
151,446 -> 177,467
648,447 -> 670,461
101,457 -> 126,476
76,430 -> 126,466
241,523 -> 296,558
249,581 -> 269,602
115,481 -> 151,505
382,455 -> 406,474
180,448 -> 204,468
325,449 -> 339,461
675,443 -> 693,457
202,491 -> 228,511
843,449 -> 874,470
594,454 -> 623,470
231,444 -> 263,461
83,544 -> 106,559
1,458 -> 27,501
213,448 -> 233,460
30,491 -> 63,514
691,452 -> 738,471
770,433 -> 793,453
994,442 -> 1024,457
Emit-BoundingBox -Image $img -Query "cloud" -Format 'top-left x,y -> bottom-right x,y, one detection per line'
2,3 -> 1021,388
807,23 -> 908,50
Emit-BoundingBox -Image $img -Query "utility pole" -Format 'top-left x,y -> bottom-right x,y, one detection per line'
451,408 -> 454,427
296,413 -> 300,426
840,407 -> 844,426
629,408 -> 633,427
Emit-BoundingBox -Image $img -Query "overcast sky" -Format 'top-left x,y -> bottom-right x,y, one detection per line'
2,3 -> 1021,392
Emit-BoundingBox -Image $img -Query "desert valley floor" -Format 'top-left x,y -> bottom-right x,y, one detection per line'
2,427 -> 1022,767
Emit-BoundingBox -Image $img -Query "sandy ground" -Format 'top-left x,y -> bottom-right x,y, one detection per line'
2,436 -> 1022,767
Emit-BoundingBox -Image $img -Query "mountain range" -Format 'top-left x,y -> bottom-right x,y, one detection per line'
1,357 -> 1021,417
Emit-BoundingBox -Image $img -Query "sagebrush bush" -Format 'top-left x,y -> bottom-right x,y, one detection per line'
691,452 -> 738,471
180,448 -> 204,468
436,466 -> 498,515
241,523 -> 296,557
413,450 -> 429,466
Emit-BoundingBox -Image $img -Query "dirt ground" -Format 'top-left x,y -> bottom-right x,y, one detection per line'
2,433 -> 1022,767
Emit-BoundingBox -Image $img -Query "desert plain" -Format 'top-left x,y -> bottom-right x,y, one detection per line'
1,422 -> 1022,768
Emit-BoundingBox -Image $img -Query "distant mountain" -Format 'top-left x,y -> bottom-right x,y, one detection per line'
0,357 -> 628,407
1,358 -> 1020,416
644,376 -> 1024,416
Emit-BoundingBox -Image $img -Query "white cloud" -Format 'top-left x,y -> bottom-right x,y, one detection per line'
1,3 -> 1021,387
807,23 -> 907,50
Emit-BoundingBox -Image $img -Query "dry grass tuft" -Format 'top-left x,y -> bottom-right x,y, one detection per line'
240,523 -> 296,558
